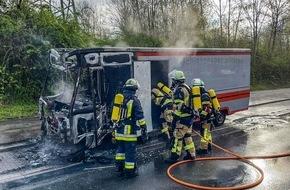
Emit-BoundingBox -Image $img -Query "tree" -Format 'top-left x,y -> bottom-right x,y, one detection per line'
265,0 -> 289,54
241,0 -> 267,63
109,0 -> 207,47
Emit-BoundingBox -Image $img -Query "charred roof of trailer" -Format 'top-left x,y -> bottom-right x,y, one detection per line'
65,47 -> 251,55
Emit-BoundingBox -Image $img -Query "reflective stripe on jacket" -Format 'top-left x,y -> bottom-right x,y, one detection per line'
200,88 -> 213,120
115,89 -> 146,142
173,83 -> 192,118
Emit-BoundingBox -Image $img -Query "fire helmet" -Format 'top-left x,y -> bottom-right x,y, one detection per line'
168,69 -> 185,82
191,78 -> 204,87
124,78 -> 140,90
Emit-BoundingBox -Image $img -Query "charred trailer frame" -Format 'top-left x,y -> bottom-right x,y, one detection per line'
39,48 -> 134,148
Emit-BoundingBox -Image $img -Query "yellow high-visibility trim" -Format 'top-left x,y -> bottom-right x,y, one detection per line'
127,125 -> 131,135
138,118 -> 146,126
125,165 -> 135,169
115,156 -> 125,160
125,165 -> 134,169
174,99 -> 184,104
202,101 -> 211,105
184,142 -> 195,150
115,136 -> 137,141
174,110 -> 191,117
171,138 -> 178,152
115,153 -> 125,160
127,100 -> 133,118
161,128 -> 168,133
162,99 -> 172,106
125,162 -> 135,169
201,129 -> 212,142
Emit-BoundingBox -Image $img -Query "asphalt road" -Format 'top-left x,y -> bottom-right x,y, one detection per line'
1,88 -> 290,190
8,116 -> 289,190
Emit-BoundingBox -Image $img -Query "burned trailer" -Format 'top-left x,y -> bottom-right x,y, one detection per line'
39,48 -> 134,148
39,47 -> 251,149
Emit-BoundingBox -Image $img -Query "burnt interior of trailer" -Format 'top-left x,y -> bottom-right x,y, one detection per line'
102,65 -> 132,106
150,60 -> 169,130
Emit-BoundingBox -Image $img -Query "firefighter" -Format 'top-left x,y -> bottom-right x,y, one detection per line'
151,87 -> 173,142
112,78 -> 147,178
191,78 -> 216,154
165,70 -> 196,163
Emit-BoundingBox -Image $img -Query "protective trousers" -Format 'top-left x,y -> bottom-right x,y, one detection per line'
171,121 -> 196,157
160,109 -> 173,139
115,140 -> 137,175
200,121 -> 212,150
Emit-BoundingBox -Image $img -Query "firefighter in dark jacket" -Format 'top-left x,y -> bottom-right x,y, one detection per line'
151,87 -> 173,142
165,70 -> 196,163
113,78 -> 147,178
191,78 -> 214,154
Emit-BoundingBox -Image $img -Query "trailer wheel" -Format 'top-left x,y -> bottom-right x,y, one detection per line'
214,110 -> 226,127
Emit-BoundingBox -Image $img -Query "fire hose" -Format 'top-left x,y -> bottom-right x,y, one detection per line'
167,129 -> 290,190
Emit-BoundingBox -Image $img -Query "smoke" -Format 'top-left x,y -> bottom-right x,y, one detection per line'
50,80 -> 74,103
60,83 -> 74,103
164,6 -> 203,48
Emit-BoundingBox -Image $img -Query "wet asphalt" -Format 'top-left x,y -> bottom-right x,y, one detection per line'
0,88 -> 290,190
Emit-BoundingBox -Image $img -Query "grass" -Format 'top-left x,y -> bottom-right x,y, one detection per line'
0,102 -> 38,121
250,81 -> 290,91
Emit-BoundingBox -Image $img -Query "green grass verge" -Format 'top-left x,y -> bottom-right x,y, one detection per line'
250,81 -> 290,91
0,102 -> 38,121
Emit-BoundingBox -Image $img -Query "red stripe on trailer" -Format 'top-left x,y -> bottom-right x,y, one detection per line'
221,107 -> 249,115
218,94 -> 250,102
217,89 -> 250,102
136,51 -> 250,57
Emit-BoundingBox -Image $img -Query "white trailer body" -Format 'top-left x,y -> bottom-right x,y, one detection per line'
132,48 -> 251,132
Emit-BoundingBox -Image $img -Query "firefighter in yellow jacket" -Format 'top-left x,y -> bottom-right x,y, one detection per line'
191,78 -> 218,154
112,78 -> 147,178
151,86 -> 173,142
165,70 -> 196,163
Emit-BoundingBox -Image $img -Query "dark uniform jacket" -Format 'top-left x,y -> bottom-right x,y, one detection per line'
173,83 -> 193,126
200,88 -> 214,121
115,89 -> 146,142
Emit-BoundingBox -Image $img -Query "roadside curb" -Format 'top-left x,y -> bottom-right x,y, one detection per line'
249,98 -> 290,107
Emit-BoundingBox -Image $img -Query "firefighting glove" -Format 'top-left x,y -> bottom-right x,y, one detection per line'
111,130 -> 116,144
140,126 -> 148,144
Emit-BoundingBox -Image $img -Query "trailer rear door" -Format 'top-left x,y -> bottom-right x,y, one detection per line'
134,61 -> 152,133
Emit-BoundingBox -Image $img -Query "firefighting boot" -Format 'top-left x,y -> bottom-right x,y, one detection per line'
183,151 -> 196,160
125,168 -> 139,178
166,137 -> 174,149
208,142 -> 212,151
165,152 -> 180,164
115,165 -> 124,177
196,148 -> 209,155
